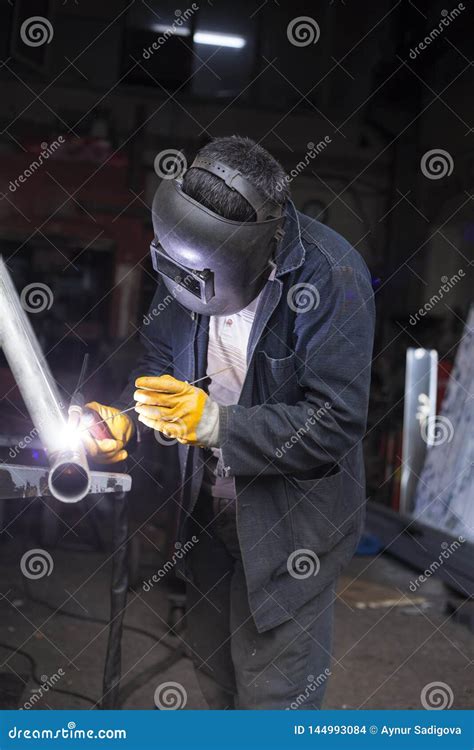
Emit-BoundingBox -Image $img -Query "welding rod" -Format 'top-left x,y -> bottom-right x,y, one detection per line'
85,367 -> 232,431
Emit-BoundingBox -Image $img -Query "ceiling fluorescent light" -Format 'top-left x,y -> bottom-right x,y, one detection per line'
194,31 -> 246,48
152,24 -> 191,36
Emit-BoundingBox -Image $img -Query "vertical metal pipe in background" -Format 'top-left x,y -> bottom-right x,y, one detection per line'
0,256 -> 91,502
400,347 -> 438,515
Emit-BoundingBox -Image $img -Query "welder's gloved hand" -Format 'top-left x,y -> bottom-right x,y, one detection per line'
134,375 -> 220,447
82,402 -> 135,464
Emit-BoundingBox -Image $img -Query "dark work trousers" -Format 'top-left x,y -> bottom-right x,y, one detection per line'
184,490 -> 336,710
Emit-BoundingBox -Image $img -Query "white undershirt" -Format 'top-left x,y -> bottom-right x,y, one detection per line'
204,295 -> 260,499
207,296 -> 259,406
203,269 -> 276,499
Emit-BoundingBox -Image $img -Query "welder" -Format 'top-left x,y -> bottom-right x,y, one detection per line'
83,136 -> 375,710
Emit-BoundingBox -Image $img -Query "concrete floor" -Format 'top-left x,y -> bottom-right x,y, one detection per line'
0,534 -> 472,711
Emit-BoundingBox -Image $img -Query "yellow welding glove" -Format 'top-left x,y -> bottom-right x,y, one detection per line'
82,402 -> 135,464
134,375 -> 218,446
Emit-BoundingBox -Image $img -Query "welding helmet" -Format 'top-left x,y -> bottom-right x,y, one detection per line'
150,156 -> 285,316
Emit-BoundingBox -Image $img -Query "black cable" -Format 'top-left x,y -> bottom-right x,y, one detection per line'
20,587 -> 188,707
0,641 -> 96,707
0,635 -> 188,710
116,647 -> 185,708
23,587 -> 177,651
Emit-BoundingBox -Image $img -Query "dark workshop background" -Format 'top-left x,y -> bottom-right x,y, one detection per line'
0,0 -> 472,711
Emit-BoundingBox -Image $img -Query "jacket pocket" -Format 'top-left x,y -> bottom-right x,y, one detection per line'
286,469 -> 355,556
256,351 -> 301,404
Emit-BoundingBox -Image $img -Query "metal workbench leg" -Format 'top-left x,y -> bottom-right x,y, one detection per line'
100,491 -> 129,709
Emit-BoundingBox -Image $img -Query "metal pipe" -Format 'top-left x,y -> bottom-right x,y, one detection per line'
0,257 -> 91,503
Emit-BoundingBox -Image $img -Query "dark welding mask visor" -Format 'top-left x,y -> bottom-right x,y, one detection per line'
151,159 -> 284,316
150,240 -> 215,304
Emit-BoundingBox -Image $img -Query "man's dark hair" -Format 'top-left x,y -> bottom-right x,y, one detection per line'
182,136 -> 290,222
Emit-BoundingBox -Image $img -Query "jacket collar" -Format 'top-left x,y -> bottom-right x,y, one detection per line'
273,200 -> 306,278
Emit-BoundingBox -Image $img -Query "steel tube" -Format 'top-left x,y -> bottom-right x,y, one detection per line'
0,257 -> 91,502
